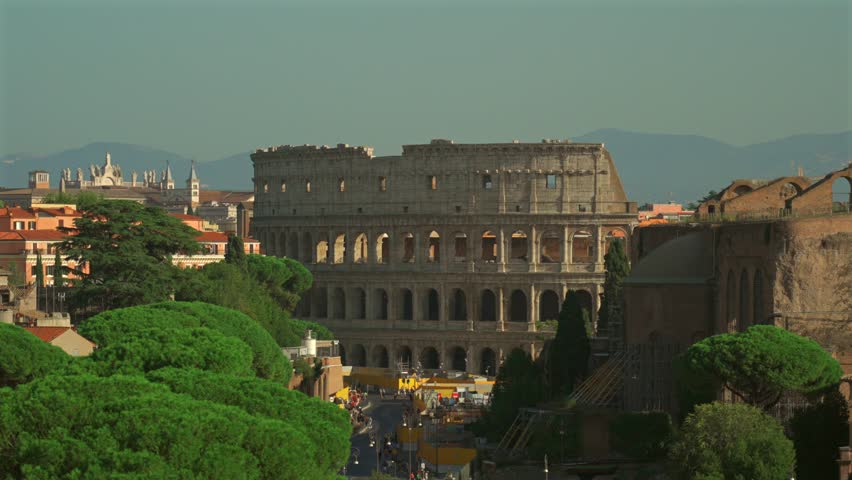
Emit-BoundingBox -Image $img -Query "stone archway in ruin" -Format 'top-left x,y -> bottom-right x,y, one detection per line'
332,287 -> 346,320
375,233 -> 389,264
372,345 -> 390,368
572,230 -> 594,263
480,348 -> 497,376
333,234 -> 346,264
352,287 -> 366,320
509,289 -> 527,322
400,288 -> 414,321
420,347 -> 440,370
510,230 -> 528,261
301,232 -> 312,263
350,344 -> 367,367
480,289 -> 496,322
540,231 -> 562,263
425,288 -> 440,321
449,346 -> 467,372
539,290 -> 560,322
427,231 -> 441,263
481,231 -> 497,262
396,345 -> 413,369
354,233 -> 369,263
450,289 -> 467,321
312,287 -> 328,319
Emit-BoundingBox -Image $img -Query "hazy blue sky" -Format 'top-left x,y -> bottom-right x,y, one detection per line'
1,0 -> 849,159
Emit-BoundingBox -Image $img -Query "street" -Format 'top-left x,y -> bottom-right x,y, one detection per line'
344,397 -> 406,478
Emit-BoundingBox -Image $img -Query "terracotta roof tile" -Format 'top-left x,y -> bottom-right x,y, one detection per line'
24,326 -> 70,342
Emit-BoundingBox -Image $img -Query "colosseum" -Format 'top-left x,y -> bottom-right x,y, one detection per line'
250,139 -> 637,375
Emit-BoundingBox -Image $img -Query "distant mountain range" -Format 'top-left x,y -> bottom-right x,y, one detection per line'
2,130 -> 849,204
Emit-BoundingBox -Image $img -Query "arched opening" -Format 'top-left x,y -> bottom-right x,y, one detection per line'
301,232 -> 312,263
449,346 -> 467,371
780,182 -> 803,201
312,287 -> 327,319
376,233 -> 389,264
420,347 -> 440,370
481,231 -> 497,261
540,231 -> 561,263
372,345 -> 389,368
572,231 -> 594,263
353,233 -> 368,263
424,288 -> 439,321
480,348 -> 497,376
400,288 -> 413,321
539,290 -> 560,322
374,289 -> 388,320
726,270 -> 736,332
453,232 -> 468,261
510,230 -> 528,261
832,176 -> 852,212
605,229 -> 627,254
352,287 -> 366,320
753,269 -> 765,325
396,346 -> 413,369
733,185 -> 753,196
288,232 -> 299,259
332,287 -> 346,320
350,344 -> 367,367
575,290 -> 593,323
480,289 -> 496,321
427,231 -> 441,263
316,237 -> 329,264
402,233 -> 415,263
278,233 -> 286,257
738,270 -> 750,331
450,289 -> 467,321
339,344 -> 346,365
509,289 -> 527,322
333,234 -> 346,264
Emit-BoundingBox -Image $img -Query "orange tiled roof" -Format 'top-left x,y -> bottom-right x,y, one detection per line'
0,207 -> 37,219
194,232 -> 259,244
171,213 -> 203,221
14,231 -> 68,241
24,326 -> 70,342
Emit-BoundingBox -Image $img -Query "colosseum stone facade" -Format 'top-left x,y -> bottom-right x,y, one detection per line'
251,139 -> 637,375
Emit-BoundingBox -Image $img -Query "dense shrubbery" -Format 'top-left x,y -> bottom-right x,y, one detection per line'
669,402 -> 795,480
609,412 -> 674,460
0,374 -> 332,479
88,327 -> 255,377
175,254 -> 327,347
0,323 -> 70,388
147,367 -> 350,474
0,303 -> 350,479
80,302 -> 292,384
475,348 -> 544,441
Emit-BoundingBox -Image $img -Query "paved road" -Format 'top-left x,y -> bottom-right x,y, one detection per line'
344,398 -> 405,478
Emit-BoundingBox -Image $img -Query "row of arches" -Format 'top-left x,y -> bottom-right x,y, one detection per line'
724,267 -> 766,332
262,228 -> 627,265
341,344 -> 501,375
302,285 -> 593,323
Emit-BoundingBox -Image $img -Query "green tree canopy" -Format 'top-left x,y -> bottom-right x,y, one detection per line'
59,200 -> 200,314
246,254 -> 312,312
34,250 -> 44,288
87,327 -> 255,377
597,239 -> 630,337
175,259 -> 324,347
53,249 -> 64,288
669,402 -> 795,480
0,374 -> 341,479
0,323 -> 69,388
146,367 -> 350,474
225,234 -> 247,269
479,348 -> 544,441
79,302 -> 292,384
547,290 -> 591,398
682,325 -> 842,407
